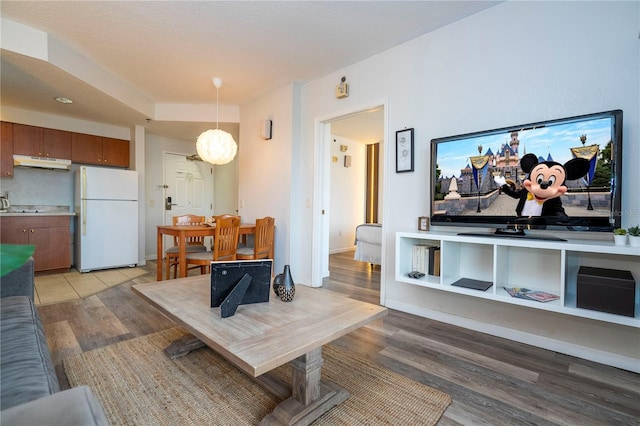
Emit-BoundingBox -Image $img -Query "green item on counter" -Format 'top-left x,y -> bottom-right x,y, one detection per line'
0,244 -> 35,277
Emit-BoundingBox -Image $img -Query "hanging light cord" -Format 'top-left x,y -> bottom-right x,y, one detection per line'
216,85 -> 219,130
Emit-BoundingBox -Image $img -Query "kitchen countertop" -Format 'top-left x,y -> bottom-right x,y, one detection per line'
0,205 -> 76,217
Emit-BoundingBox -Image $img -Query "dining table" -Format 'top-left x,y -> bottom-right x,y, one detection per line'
156,223 -> 257,281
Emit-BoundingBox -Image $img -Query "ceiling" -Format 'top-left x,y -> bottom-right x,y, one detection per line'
0,1 -> 499,142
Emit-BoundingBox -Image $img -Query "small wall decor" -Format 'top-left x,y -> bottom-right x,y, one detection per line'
344,155 -> 352,168
418,216 -> 429,231
396,128 -> 414,173
336,76 -> 349,99
261,119 -> 272,140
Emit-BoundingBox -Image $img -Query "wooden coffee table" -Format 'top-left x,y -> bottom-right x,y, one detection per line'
132,275 -> 387,425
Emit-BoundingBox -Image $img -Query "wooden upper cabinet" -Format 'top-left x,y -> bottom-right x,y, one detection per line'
13,123 -> 71,159
101,137 -> 130,167
43,128 -> 72,159
1,121 -> 129,169
71,133 -> 102,164
1,121 -> 14,177
13,123 -> 42,156
72,133 -> 129,168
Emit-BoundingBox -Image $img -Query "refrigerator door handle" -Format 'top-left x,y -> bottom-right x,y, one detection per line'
81,167 -> 87,200
82,199 -> 87,236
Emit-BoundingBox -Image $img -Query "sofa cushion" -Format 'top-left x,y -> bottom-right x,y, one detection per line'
0,257 -> 35,300
0,386 -> 108,426
0,296 -> 60,410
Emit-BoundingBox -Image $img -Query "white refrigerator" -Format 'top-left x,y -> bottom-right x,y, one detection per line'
75,166 -> 139,272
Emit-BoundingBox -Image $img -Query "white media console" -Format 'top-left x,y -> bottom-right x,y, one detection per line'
395,231 -> 640,328
393,231 -> 640,372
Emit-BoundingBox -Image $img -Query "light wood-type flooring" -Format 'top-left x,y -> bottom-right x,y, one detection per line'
34,266 -> 148,306
37,252 -> 640,425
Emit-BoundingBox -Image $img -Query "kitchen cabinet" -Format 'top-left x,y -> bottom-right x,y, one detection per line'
72,133 -> 129,167
1,121 -> 13,177
2,121 -> 130,169
13,123 -> 72,159
0,216 -> 71,271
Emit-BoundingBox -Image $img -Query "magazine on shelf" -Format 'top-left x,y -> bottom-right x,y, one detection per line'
503,287 -> 559,302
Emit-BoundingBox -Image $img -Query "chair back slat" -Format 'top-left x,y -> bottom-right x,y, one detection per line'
172,214 -> 206,246
237,216 -> 275,261
253,217 -> 275,259
213,215 -> 240,261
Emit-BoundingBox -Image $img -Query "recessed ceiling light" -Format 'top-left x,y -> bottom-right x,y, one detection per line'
55,97 -> 74,104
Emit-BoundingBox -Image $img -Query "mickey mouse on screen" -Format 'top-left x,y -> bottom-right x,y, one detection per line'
494,153 -> 590,217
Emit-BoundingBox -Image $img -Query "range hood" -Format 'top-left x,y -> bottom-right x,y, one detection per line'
13,155 -> 72,171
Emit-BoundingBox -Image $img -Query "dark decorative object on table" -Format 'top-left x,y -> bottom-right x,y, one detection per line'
273,264 -> 295,302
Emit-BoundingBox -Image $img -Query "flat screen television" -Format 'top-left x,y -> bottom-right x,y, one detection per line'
430,110 -> 623,238
210,260 -> 272,317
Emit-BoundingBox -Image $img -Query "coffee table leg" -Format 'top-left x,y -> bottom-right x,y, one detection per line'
163,334 -> 206,359
260,347 -> 349,426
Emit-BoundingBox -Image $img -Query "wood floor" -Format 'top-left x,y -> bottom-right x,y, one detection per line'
38,252 -> 640,425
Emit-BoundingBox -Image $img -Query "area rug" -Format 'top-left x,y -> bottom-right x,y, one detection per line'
64,327 -> 451,425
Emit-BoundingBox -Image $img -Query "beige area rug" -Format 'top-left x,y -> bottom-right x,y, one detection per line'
64,327 -> 451,425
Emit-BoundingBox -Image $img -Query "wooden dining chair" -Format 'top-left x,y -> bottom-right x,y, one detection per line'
165,214 -> 207,279
236,216 -> 275,260
185,214 -> 240,274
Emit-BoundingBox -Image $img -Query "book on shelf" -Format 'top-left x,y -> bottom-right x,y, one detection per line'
432,247 -> 440,276
503,287 -> 559,302
412,244 -> 440,276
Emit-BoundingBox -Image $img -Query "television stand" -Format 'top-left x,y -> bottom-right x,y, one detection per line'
395,230 -> 640,372
458,229 -> 567,242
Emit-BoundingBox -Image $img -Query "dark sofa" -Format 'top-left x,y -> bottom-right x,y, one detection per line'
0,257 -> 108,425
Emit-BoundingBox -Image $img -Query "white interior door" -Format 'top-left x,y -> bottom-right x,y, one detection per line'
163,153 -> 214,247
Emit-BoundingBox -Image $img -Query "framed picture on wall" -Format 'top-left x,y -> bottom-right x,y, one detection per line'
396,128 -> 414,173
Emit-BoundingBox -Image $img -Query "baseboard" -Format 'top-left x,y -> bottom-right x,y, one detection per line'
385,299 -> 640,374
329,247 -> 356,255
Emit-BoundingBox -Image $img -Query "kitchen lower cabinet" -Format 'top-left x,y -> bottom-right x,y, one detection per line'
1,216 -> 71,271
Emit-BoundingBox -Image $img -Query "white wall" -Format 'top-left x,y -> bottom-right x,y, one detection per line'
213,159 -> 239,216
289,1 -> 639,365
329,135 -> 366,253
238,83 -> 297,275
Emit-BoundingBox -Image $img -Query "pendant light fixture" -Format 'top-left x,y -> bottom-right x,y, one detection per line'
196,77 -> 237,165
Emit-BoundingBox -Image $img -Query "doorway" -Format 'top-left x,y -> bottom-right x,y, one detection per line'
312,102 -> 387,297
162,152 -> 214,247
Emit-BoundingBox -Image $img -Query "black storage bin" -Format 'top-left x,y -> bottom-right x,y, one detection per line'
576,266 -> 636,317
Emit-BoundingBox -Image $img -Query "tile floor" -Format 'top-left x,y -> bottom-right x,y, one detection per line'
34,267 -> 148,306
